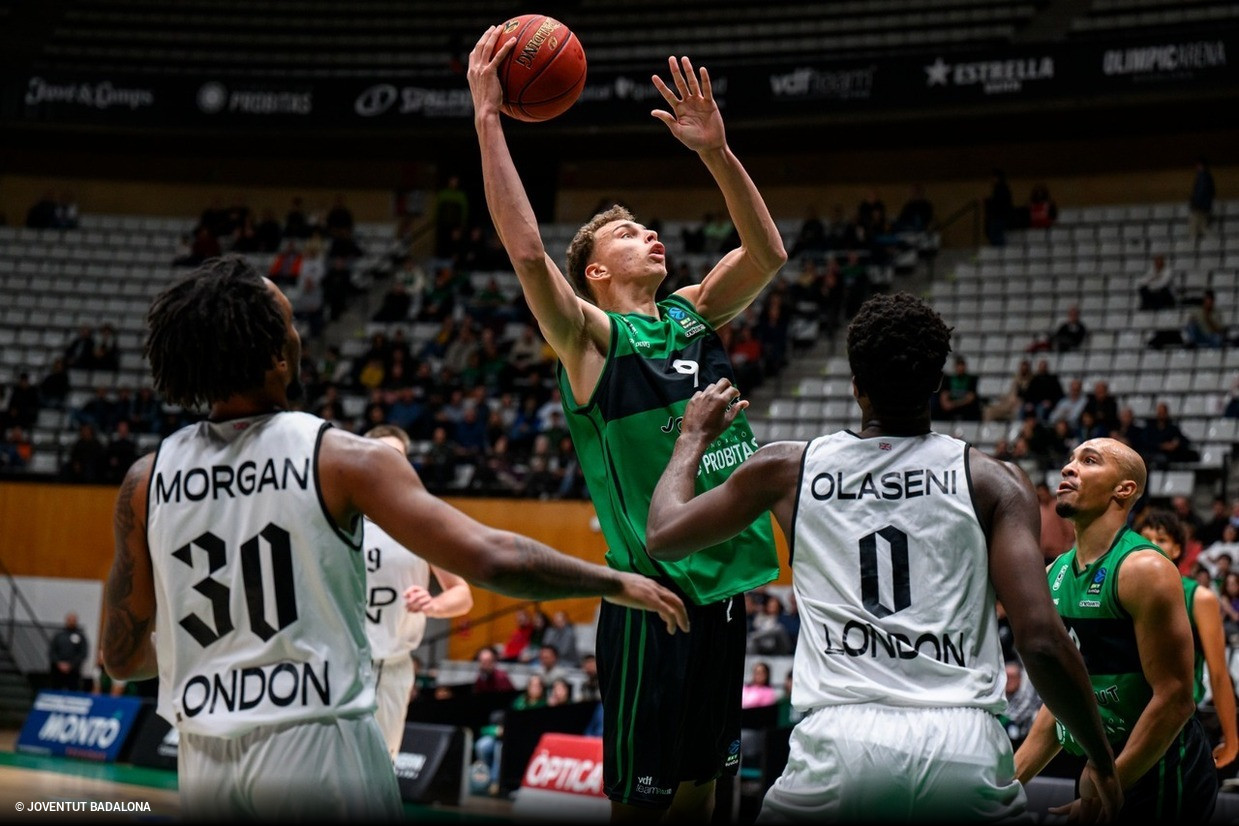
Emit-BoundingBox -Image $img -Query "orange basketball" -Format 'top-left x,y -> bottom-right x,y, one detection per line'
490,14 -> 587,122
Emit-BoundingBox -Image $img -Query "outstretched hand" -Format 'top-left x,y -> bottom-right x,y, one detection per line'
1048,761 -> 1122,824
467,25 -> 516,115
650,56 -> 725,154
681,378 -> 747,445
606,573 -> 690,635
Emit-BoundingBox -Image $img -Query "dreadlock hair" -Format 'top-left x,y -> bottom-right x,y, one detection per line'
565,204 -> 635,304
847,291 -> 953,416
1138,507 -> 1186,554
145,255 -> 287,410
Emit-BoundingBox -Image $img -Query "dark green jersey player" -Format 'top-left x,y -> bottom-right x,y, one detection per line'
1015,439 -> 1218,823
556,296 -> 778,604
472,38 -> 787,819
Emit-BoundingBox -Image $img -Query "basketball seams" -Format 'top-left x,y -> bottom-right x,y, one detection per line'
500,15 -> 542,116
516,29 -> 580,106
494,14 -> 587,121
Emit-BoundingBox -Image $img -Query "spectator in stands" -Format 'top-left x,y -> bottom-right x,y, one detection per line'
498,607 -> 535,663
71,386 -> 115,431
1047,378 -> 1088,429
1026,183 -> 1057,230
1136,253 -> 1176,311
0,425 -> 32,471
893,183 -> 934,234
1049,306 -> 1088,353
1188,156 -> 1216,241
38,357 -> 70,410
579,654 -> 601,703
1083,380 -> 1120,435
47,612 -> 88,690
473,647 -> 515,693
1037,481 -> 1076,564
1145,401 -> 1199,468
1013,415 -> 1055,471
748,593 -> 793,656
1023,358 -> 1064,422
1110,405 -> 1147,455
1202,525 -> 1239,578
540,610 -> 580,667
64,325 -> 95,370
1199,497 -> 1232,548
741,661 -> 777,709
325,193 -> 354,239
92,324 -> 119,372
936,355 -> 982,422
283,196 -> 310,239
789,206 -> 828,260
25,190 -> 58,229
128,387 -> 161,435
756,292 -> 791,379
64,422 -> 105,482
188,224 -> 222,266
254,208 -> 282,253
103,420 -> 137,483
268,239 -> 303,288
983,358 -> 1033,423
4,372 -> 40,431
532,644 -> 568,685
856,188 -> 887,238
1000,660 -> 1042,747
1183,289 -> 1230,349
983,168 -> 1013,247
702,212 -> 736,254
229,214 -> 261,254
434,175 -> 470,260
474,674 -> 549,795
419,425 -> 458,492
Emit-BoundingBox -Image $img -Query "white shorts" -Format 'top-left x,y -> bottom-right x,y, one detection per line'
758,705 -> 1030,824
374,654 -> 416,759
179,714 -> 403,821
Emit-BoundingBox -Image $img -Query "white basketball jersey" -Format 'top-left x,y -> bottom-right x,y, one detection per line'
790,431 -> 1004,714
363,518 -> 430,661
147,412 -> 375,737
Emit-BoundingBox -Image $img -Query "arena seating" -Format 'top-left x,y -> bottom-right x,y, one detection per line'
33,0 -> 1043,79
760,197 -> 1239,504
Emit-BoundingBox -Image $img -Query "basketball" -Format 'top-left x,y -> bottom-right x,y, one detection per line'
490,14 -> 587,122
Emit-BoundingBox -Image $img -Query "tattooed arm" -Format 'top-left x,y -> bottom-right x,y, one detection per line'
102,454 -> 158,681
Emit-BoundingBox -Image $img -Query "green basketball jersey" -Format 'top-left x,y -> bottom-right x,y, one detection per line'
1046,526 -> 1163,755
555,294 -> 778,606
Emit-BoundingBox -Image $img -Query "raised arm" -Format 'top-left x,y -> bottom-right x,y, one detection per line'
646,379 -> 799,559
102,454 -> 158,681
1112,550 -> 1197,787
321,429 -> 687,633
654,58 -> 786,326
467,26 -> 610,367
975,454 -> 1118,813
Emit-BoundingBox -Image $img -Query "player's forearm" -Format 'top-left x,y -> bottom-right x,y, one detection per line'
1014,706 -> 1062,784
475,111 -> 546,264
479,532 -> 624,600
424,584 -> 474,619
101,606 -> 157,682
1210,671 -> 1238,752
699,145 -> 786,273
1113,691 -> 1196,788
1019,643 -> 1116,776
645,433 -> 712,560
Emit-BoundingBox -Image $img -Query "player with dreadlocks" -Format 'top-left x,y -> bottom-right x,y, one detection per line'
102,256 -> 688,821
643,291 -> 1121,822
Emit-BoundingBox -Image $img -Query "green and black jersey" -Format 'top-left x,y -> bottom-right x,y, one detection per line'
1046,527 -> 1163,755
556,293 -> 778,606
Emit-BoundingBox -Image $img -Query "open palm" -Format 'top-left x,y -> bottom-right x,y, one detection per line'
651,56 -> 725,153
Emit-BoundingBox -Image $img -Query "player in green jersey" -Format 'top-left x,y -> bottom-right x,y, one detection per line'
1137,508 -> 1238,770
468,27 -> 786,821
1015,438 -> 1218,822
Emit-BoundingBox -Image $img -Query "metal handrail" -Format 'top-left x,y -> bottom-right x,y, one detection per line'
0,556 -> 54,655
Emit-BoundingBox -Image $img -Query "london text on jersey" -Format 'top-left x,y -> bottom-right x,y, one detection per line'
179,660 -> 330,719
823,619 -> 968,666
153,457 -> 310,504
810,467 -> 958,501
